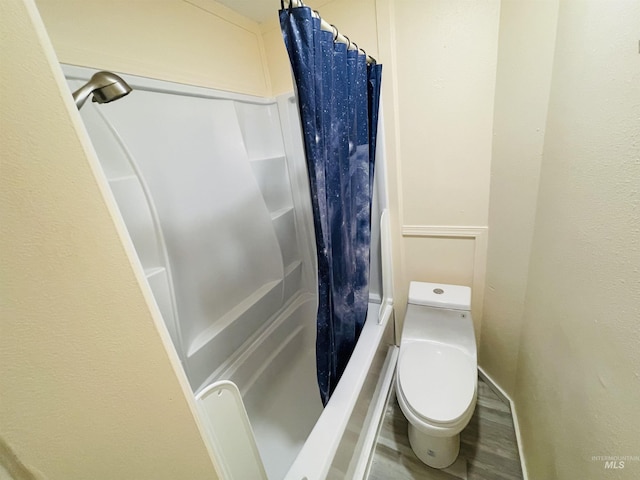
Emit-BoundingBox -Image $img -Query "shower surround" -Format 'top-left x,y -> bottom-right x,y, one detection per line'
65,65 -> 395,479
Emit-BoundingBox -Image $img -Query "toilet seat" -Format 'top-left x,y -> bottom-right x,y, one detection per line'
398,342 -> 476,426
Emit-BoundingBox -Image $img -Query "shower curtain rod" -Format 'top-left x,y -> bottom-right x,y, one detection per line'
283,0 -> 377,64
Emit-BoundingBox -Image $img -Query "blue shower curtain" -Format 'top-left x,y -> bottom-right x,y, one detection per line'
280,4 -> 382,405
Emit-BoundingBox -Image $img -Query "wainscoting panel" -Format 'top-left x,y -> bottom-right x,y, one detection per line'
401,225 -> 488,343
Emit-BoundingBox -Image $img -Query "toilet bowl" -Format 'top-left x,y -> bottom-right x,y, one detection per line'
396,281 -> 477,469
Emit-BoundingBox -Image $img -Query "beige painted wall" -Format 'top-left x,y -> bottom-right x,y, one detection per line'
35,0 -> 271,97
394,0 -> 500,338
0,1 -> 221,478
480,0 -> 559,396
395,0 -> 499,228
261,15 -> 294,96
513,0 -> 640,477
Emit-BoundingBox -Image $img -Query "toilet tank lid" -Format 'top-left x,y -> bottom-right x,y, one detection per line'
408,282 -> 471,310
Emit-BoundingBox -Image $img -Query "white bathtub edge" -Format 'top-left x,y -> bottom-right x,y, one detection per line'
352,345 -> 398,480
284,302 -> 393,480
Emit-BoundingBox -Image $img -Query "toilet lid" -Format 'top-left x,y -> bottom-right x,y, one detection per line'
398,343 -> 476,424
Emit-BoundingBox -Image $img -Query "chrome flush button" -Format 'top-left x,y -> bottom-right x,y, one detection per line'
433,288 -> 444,294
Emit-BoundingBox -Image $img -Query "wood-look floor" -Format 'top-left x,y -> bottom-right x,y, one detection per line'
368,377 -> 523,480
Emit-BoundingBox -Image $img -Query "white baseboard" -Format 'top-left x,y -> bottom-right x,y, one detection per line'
477,366 -> 528,480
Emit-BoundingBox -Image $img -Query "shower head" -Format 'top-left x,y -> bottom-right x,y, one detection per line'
72,71 -> 132,110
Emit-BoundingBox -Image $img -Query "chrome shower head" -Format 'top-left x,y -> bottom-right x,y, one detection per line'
72,71 -> 132,110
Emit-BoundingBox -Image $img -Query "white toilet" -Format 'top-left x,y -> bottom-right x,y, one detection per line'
396,281 -> 477,469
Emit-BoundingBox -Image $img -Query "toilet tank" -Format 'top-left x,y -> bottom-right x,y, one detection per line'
408,282 -> 471,310
402,282 -> 476,356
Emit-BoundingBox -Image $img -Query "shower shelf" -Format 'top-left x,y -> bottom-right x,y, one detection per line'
249,154 -> 286,163
284,260 -> 302,276
271,206 -> 294,221
107,174 -> 138,183
187,279 -> 283,358
144,266 -> 165,279
248,154 -> 294,216
284,261 -> 303,300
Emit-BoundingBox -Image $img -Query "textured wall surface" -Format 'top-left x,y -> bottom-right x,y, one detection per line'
35,0 -> 271,97
394,0 -> 500,335
0,1 -> 221,478
514,0 -> 640,477
480,0 -> 559,396
394,0 -> 499,228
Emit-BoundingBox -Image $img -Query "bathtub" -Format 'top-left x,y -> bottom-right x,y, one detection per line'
212,294 -> 396,480
205,214 -> 397,480
285,302 -> 396,480
196,297 -> 396,480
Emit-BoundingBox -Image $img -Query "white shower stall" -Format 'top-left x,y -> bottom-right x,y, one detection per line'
65,65 -> 395,480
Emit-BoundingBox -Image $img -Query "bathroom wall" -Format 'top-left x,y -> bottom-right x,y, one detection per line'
391,0 -> 500,340
480,0 -> 559,396
0,1 -> 222,478
35,0 -> 271,97
513,1 -> 640,477
261,16 -> 294,97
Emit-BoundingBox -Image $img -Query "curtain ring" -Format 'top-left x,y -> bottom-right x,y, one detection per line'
330,24 -> 339,41
344,35 -> 351,50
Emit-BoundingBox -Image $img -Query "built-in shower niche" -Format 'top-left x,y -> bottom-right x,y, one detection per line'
65,79 -> 182,353
64,66 -> 316,397
234,101 -> 304,303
